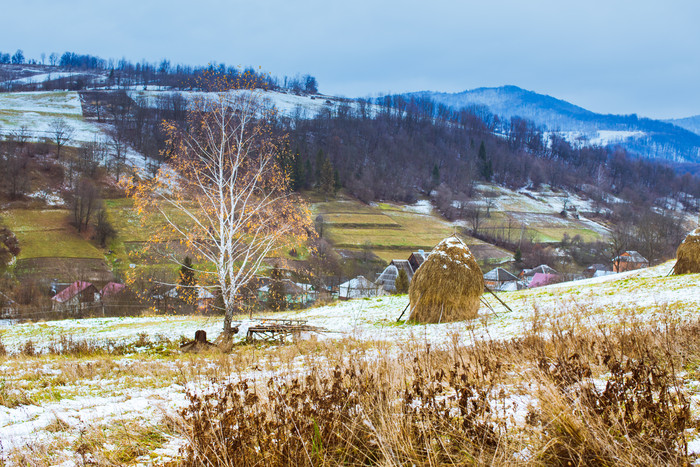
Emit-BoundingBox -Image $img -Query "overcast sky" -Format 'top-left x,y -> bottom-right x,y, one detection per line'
3,0 -> 699,119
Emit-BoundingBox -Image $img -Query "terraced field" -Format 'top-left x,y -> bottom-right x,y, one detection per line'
311,196 -> 512,263
3,209 -> 103,260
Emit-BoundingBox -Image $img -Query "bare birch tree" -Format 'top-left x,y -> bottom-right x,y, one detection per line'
130,73 -> 311,335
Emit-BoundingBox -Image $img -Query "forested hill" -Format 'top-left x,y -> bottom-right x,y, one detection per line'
286,104 -> 699,215
399,86 -> 700,164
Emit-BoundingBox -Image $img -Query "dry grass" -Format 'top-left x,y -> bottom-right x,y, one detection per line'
408,236 -> 484,323
174,302 -> 700,466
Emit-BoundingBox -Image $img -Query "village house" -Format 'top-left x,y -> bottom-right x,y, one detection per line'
528,272 -> 561,288
376,265 -> 400,293
99,282 -> 125,299
583,263 -> 609,278
520,264 -> 559,284
52,281 -> 100,313
0,291 -> 17,319
612,250 -> 649,272
376,250 -> 428,293
483,267 -> 524,291
339,276 -> 384,300
257,280 -> 317,307
164,286 -> 218,312
408,250 -> 427,273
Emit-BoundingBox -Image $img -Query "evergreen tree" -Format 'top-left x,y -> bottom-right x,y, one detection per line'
314,149 -> 324,186
514,248 -> 522,263
320,157 -> 335,199
178,256 -> 197,304
431,164 -> 440,187
267,265 -> 287,311
395,268 -> 409,294
277,142 -> 297,190
304,159 -> 313,190
333,169 -> 341,192
292,147 -> 304,191
478,141 -> 493,181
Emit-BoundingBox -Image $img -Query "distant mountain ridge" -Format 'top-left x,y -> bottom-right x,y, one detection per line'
405,86 -> 700,164
667,115 -> 700,136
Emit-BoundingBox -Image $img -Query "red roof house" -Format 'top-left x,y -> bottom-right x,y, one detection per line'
52,281 -> 99,312
100,282 -> 126,299
528,273 -> 560,288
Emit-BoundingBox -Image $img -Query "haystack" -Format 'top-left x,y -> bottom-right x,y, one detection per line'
673,227 -> 700,275
408,236 -> 483,323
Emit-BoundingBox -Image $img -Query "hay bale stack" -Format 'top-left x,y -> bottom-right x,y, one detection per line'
673,227 -> 700,275
408,236 -> 483,323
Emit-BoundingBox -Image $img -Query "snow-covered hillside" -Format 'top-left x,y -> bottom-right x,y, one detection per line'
0,88 -> 365,147
0,91 -> 102,142
0,262 -> 690,352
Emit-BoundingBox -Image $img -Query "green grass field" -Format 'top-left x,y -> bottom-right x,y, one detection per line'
2,209 -> 103,259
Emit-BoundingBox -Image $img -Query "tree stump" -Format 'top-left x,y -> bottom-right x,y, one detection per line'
180,329 -> 217,353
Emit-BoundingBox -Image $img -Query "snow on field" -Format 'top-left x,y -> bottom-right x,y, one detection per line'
550,130 -> 646,148
0,91 -> 83,115
401,199 -> 434,215
27,190 -> 64,206
0,91 -> 102,143
0,264 -> 699,463
472,183 -> 611,238
1,72 -> 83,87
128,88 -> 374,120
0,382 -> 187,457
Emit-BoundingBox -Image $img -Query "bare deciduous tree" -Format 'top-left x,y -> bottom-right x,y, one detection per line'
108,130 -> 127,182
49,118 -> 74,160
465,204 -> 483,236
71,177 -> 100,232
2,150 -> 30,199
11,125 -> 31,147
130,72 -> 311,335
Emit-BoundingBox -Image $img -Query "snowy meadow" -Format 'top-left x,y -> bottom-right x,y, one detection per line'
1,263 -> 700,465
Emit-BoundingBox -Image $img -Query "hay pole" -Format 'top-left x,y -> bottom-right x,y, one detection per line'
480,296 -> 498,317
666,263 -> 676,277
397,292 -> 424,322
396,302 -> 410,322
483,284 -> 514,313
